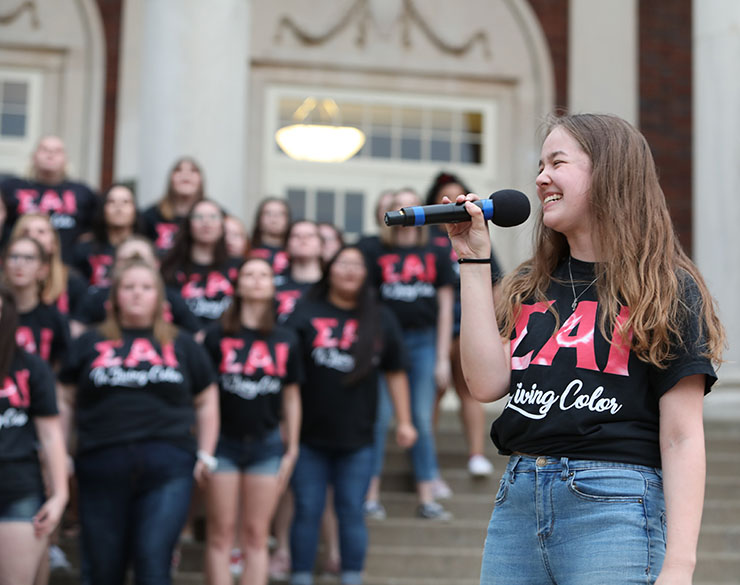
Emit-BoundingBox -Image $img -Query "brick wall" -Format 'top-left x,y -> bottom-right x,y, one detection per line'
527,0 -> 569,111
95,0 -> 123,190
639,0 -> 693,252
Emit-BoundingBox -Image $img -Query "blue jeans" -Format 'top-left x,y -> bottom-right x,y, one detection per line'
214,427 -> 284,475
290,443 -> 374,585
0,492 -> 43,522
373,327 -> 439,482
76,441 -> 195,585
480,455 -> 667,585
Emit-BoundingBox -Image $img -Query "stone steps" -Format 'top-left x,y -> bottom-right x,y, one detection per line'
49,415 -> 740,584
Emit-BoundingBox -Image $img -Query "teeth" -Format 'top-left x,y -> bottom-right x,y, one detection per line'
544,194 -> 562,204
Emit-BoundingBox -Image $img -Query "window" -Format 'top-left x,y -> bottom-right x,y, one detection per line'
1,81 -> 29,138
275,97 -> 488,165
264,86 -> 499,238
0,69 -> 42,175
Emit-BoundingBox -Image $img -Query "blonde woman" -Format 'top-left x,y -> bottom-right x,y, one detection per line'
9,213 -> 87,317
59,259 -> 219,584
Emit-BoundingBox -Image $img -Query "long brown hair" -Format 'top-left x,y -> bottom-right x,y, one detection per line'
220,258 -> 275,335
157,157 -> 205,221
9,214 -> 67,305
498,113 -> 725,367
0,286 -> 19,381
99,259 -> 177,345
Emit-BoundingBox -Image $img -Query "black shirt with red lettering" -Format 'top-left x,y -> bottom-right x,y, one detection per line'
17,302 -> 71,367
0,177 -> 99,262
0,351 -> 58,504
72,239 -> 115,288
275,276 -> 316,322
169,260 -> 240,327
141,205 -> 183,256
364,242 -> 455,330
249,245 -> 290,286
203,323 -> 303,441
492,257 -> 717,468
59,328 -> 216,455
55,269 -> 88,317
285,298 -> 405,451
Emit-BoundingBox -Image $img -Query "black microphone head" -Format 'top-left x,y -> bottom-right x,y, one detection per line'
489,189 -> 531,227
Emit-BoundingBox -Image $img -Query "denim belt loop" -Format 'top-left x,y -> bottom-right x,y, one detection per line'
560,456 -> 570,480
509,454 -> 523,482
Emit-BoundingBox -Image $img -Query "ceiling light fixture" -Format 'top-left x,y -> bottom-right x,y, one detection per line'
275,97 -> 366,163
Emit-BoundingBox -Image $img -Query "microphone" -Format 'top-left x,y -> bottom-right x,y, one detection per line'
384,189 -> 530,227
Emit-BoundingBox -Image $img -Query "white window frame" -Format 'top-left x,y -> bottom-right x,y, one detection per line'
263,85 -> 500,237
0,67 -> 43,175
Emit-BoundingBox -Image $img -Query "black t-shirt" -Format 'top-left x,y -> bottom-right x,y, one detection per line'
429,225 -> 502,337
0,351 -> 58,502
203,323 -> 303,441
55,269 -> 88,317
59,328 -> 216,455
491,257 -> 717,468
275,276 -> 316,322
0,176 -> 98,262
355,234 -> 383,260
71,285 -> 201,333
365,242 -> 455,330
285,298 -> 405,450
17,303 -> 71,366
171,260 -> 240,326
141,205 -> 183,256
250,245 -> 290,286
72,239 -> 115,288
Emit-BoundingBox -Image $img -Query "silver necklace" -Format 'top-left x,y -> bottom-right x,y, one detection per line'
567,257 -> 598,311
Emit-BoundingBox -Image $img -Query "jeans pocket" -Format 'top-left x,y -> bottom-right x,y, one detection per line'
567,468 -> 647,502
494,473 -> 509,505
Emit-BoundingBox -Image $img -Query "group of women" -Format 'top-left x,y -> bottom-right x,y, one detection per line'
0,138 -> 478,585
0,110 -> 726,585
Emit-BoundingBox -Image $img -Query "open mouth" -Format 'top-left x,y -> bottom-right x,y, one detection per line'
543,194 -> 562,205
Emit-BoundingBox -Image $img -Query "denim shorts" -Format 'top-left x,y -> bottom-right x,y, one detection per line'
214,427 -> 284,475
480,455 -> 666,585
0,492 -> 43,522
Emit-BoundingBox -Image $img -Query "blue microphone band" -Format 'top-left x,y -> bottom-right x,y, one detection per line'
481,199 -> 494,221
411,206 -> 425,226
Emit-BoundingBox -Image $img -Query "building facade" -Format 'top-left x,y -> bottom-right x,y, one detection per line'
1,0 -> 738,388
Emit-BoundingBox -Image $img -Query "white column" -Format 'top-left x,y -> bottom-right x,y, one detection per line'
568,0 -> 638,123
694,0 -> 740,391
120,0 -> 250,219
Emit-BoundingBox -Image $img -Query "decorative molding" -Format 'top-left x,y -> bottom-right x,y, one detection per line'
0,1 -> 40,28
274,0 -> 490,58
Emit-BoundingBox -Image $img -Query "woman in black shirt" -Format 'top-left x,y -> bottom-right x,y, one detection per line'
0,286 -> 67,585
285,246 -> 416,585
72,183 -> 142,289
141,157 -> 205,256
203,257 -> 302,585
449,113 -> 725,584
4,237 -> 70,369
161,199 -> 240,331
60,259 -> 219,585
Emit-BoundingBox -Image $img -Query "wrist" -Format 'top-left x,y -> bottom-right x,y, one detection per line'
197,449 -> 217,472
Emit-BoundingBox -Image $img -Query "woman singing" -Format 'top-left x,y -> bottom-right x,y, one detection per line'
448,113 -> 725,585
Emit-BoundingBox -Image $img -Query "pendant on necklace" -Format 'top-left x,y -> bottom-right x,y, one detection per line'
571,299 -> 578,311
